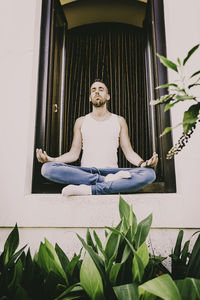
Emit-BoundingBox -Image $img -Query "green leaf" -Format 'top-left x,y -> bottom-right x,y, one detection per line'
7,244 -> 27,267
180,240 -> 190,265
80,252 -> 105,300
104,221 -> 122,271
156,83 -> 178,89
37,242 -> 67,282
55,243 -> 70,275
139,274 -> 181,300
8,258 -> 23,290
190,70 -> 200,78
3,224 -> 19,264
45,238 -> 63,269
132,243 -> 149,283
183,104 -> 200,133
134,214 -> 152,250
188,83 -> 200,89
77,234 -> 105,284
157,54 -> 178,72
176,278 -> 200,300
177,57 -> 181,66
121,244 -> 132,264
55,284 -> 84,300
93,230 -> 105,256
86,229 -> 97,252
164,101 -> 178,112
176,95 -> 195,101
183,44 -> 200,65
109,262 -> 122,285
150,94 -> 175,106
174,230 -> 183,259
113,283 -> 139,300
186,234 -> 200,277
119,197 -> 137,241
66,251 -> 82,279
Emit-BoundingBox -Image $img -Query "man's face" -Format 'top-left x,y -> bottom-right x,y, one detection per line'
89,81 -> 110,107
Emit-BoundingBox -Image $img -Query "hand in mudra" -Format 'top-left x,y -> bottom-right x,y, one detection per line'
36,148 -> 52,163
141,152 -> 158,168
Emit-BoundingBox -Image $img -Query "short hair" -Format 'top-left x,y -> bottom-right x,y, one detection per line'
90,78 -> 109,93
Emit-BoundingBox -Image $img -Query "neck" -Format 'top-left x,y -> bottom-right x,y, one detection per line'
91,105 -> 111,120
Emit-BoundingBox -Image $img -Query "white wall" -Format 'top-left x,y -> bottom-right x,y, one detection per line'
0,0 -> 200,260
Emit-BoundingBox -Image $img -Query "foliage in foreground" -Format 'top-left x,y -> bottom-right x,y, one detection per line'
151,43 -> 200,159
1,197 -> 200,299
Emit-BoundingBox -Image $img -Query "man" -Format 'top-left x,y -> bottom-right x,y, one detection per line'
36,80 -> 158,196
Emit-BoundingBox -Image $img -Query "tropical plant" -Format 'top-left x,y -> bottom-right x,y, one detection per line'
1,197 -> 200,299
151,43 -> 200,159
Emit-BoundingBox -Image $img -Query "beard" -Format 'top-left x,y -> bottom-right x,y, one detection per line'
91,97 -> 107,107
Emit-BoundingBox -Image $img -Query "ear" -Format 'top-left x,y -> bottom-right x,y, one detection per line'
89,95 -> 92,102
107,94 -> 110,101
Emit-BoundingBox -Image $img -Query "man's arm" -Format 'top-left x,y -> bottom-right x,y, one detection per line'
118,116 -> 158,167
36,117 -> 84,163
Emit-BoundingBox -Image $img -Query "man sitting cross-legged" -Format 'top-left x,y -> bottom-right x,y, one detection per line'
36,79 -> 158,196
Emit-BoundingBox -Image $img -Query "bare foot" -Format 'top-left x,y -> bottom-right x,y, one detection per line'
104,171 -> 131,182
62,184 -> 92,196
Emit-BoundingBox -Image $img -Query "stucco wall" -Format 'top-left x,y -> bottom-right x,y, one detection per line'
0,0 -> 200,261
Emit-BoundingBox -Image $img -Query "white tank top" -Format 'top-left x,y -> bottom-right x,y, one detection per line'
81,113 -> 120,168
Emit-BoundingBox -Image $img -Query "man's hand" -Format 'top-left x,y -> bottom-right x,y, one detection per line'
36,148 -> 53,163
141,152 -> 158,168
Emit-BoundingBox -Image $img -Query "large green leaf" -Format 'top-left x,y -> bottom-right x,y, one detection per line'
183,103 -> 200,133
45,238 -> 63,269
113,283 -> 139,300
104,221 -> 123,271
157,54 -> 178,72
66,251 -> 82,279
132,243 -> 149,283
77,234 -> 105,284
86,229 -> 97,252
119,196 -> 137,237
139,274 -> 181,300
55,243 -> 70,275
186,234 -> 200,277
3,224 -> 19,264
109,262 -> 122,285
37,242 -> 67,282
183,43 -> 200,65
55,283 -> 84,300
80,252 -> 105,300
176,277 -> 200,300
180,240 -> 190,265
8,258 -> 23,291
93,230 -> 105,256
173,230 -> 183,259
134,214 -> 152,250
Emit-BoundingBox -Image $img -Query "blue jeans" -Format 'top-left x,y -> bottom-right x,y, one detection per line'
41,162 -> 156,195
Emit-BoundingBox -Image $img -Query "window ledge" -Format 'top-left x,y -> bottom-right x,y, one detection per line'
16,192 -> 183,229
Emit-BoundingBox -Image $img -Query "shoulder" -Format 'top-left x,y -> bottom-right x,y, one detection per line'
74,116 -> 85,129
116,115 -> 127,127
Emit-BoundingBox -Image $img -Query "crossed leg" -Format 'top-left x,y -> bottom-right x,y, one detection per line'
41,162 -> 156,196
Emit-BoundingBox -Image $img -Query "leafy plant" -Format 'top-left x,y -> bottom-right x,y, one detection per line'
1,197 -> 200,299
151,43 -> 200,159
170,230 -> 200,280
77,196 -> 169,299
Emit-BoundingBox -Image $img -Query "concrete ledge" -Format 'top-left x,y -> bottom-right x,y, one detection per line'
0,193 -> 184,228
